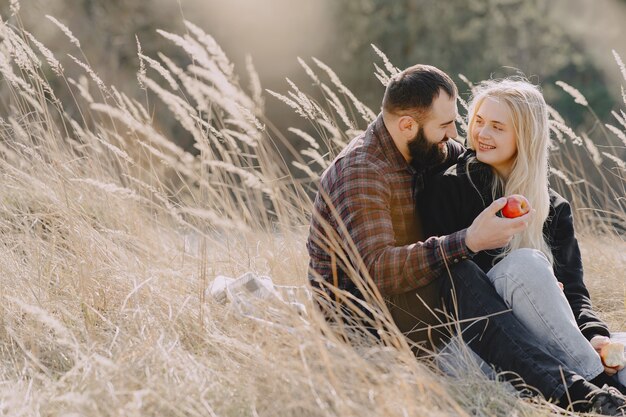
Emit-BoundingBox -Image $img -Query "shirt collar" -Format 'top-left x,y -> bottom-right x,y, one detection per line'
373,114 -> 417,174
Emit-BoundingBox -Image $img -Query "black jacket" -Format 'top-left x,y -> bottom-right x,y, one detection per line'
417,150 -> 610,340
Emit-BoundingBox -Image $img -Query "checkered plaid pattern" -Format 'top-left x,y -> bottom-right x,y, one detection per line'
307,114 -> 471,297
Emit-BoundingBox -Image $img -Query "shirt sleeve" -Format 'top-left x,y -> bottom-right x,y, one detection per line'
551,200 -> 610,340
328,163 -> 472,296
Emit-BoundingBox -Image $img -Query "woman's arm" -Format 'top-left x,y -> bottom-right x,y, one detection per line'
550,196 -> 610,340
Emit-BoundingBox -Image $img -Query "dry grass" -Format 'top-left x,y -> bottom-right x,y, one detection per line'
0,5 -> 624,416
581,235 -> 626,331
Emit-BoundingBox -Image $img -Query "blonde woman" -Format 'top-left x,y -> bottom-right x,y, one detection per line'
418,78 -> 626,412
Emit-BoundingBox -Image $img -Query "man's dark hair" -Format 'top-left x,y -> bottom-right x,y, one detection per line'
382,64 -> 457,122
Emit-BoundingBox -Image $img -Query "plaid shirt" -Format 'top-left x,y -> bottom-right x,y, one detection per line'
307,114 -> 472,297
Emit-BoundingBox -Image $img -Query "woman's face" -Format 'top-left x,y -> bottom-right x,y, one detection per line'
471,97 -> 518,179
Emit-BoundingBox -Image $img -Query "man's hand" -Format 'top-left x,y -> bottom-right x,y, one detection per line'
590,335 -> 626,376
465,197 -> 534,253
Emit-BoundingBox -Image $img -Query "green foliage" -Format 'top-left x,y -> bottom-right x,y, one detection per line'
330,0 -> 615,127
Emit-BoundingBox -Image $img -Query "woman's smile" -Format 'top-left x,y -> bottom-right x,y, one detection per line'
478,141 -> 496,151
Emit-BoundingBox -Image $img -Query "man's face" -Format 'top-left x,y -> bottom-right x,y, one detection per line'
408,126 -> 448,168
408,92 -> 458,168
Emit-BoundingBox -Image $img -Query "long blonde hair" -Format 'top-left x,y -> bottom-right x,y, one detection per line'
466,78 -> 553,264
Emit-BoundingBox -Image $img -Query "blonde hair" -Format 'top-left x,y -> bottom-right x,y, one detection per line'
466,78 -> 553,264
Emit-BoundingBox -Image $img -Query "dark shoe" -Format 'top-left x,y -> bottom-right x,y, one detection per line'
591,372 -> 626,395
586,386 -> 626,416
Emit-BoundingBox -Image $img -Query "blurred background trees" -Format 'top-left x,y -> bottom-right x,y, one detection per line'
331,0 -> 617,127
1,0 -> 625,151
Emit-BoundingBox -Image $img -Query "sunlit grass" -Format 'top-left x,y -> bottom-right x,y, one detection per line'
0,5 -> 624,416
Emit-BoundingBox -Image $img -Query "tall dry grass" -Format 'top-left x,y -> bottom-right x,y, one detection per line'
0,4 -> 624,416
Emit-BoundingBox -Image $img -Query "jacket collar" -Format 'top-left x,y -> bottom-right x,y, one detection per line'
373,114 -> 416,174
457,150 -> 497,200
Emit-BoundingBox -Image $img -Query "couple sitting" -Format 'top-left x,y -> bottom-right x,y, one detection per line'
306,64 -> 626,415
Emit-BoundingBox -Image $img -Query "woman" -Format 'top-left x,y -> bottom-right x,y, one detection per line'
417,78 -> 626,391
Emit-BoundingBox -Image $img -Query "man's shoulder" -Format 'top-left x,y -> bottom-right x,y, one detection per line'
321,131 -> 390,186
341,127 -> 389,166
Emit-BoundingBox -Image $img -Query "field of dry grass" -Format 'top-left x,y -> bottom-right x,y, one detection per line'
0,4 -> 625,416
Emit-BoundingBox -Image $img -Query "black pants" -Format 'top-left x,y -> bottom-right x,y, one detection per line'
440,261 -> 584,401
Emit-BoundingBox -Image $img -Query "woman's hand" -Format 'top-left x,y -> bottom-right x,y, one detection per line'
590,335 -> 626,376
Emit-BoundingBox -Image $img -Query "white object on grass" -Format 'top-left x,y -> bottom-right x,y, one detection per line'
209,272 -> 309,320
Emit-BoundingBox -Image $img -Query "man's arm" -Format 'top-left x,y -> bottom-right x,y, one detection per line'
327,163 -> 472,296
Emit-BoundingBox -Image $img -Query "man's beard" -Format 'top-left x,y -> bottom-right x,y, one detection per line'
408,127 -> 448,169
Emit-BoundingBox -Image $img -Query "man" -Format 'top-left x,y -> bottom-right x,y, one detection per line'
306,64 -> 626,415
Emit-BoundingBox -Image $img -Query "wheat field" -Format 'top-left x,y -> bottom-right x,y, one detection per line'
0,5 -> 625,416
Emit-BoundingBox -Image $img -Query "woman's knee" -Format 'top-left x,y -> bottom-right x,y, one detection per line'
493,249 -> 550,275
490,248 -> 556,288
504,248 -> 549,266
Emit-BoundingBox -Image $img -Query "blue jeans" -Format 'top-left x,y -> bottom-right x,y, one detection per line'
486,248 -> 605,381
439,259 -> 583,401
487,249 -> 626,387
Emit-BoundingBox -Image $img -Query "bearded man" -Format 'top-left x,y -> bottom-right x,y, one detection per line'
306,64 -> 626,415
307,64 -> 470,343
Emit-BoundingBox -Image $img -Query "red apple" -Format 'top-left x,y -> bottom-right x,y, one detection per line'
501,194 -> 531,218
